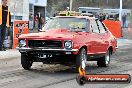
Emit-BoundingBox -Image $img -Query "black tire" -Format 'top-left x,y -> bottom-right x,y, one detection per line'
21,54 -> 33,70
76,48 -> 87,71
76,75 -> 87,85
97,50 -> 111,67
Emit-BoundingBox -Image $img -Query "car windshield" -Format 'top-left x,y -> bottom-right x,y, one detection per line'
43,17 -> 88,32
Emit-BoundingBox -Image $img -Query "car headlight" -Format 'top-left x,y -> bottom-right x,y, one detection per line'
64,40 -> 72,50
19,39 -> 26,47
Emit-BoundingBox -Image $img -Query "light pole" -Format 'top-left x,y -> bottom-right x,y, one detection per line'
70,0 -> 73,11
106,0 -> 109,8
13,0 -> 17,29
119,0 -> 122,21
13,1 -> 17,21
12,0 -> 17,48
106,0 -> 109,5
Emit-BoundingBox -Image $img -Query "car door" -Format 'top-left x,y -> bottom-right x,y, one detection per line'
97,20 -> 109,52
89,19 -> 102,54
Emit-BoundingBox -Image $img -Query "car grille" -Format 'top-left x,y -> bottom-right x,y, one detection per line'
28,40 -> 62,48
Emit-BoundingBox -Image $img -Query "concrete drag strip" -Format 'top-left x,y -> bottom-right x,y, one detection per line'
0,49 -> 20,60
117,38 -> 132,48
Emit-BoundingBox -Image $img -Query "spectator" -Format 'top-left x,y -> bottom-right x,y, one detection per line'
37,12 -> 42,31
34,15 -> 38,29
130,11 -> 132,25
0,0 -> 11,51
99,13 -> 105,22
41,16 -> 45,29
95,13 -> 99,19
122,13 -> 127,28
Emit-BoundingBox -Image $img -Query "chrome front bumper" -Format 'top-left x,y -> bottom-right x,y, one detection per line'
16,47 -> 78,52
116,46 -> 118,49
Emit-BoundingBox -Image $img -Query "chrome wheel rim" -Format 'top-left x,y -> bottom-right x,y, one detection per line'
81,50 -> 87,70
105,52 -> 110,65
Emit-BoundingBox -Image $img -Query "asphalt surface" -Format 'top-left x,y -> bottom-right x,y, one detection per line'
0,29 -> 132,88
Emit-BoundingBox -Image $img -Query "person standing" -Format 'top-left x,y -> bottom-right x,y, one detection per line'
37,12 -> 42,32
34,14 -> 38,29
41,16 -> 45,27
0,0 -> 11,51
130,11 -> 132,26
122,13 -> 127,28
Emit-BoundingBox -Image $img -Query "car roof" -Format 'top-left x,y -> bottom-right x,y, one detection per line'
54,16 -> 96,20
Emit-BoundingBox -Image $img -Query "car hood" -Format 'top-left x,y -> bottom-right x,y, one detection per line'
19,29 -> 76,40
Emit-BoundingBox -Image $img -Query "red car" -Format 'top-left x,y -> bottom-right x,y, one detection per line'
17,16 -> 117,71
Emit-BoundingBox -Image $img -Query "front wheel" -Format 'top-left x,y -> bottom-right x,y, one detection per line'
97,50 -> 111,67
76,48 -> 87,71
21,54 -> 33,70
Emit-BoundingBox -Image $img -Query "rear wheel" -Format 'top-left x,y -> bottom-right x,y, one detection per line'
21,54 -> 33,70
76,48 -> 87,71
97,50 -> 111,67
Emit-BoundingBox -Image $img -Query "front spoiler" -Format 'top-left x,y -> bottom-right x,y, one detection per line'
16,47 -> 78,52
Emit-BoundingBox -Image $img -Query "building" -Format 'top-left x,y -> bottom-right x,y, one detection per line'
79,7 -> 131,27
79,7 -> 131,15
29,0 -> 47,16
0,0 -> 47,28
0,0 -> 29,22
29,0 -> 47,29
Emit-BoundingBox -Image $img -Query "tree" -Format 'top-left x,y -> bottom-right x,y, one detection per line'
47,0 -> 132,16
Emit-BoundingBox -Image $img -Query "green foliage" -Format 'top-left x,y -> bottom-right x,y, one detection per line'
47,0 -> 132,16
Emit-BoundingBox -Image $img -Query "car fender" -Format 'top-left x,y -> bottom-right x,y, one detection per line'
73,43 -> 88,55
